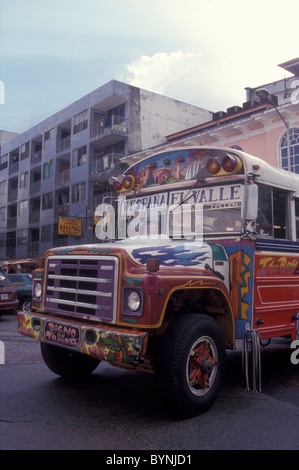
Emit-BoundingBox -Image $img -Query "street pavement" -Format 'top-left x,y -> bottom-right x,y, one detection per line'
0,312 -> 298,451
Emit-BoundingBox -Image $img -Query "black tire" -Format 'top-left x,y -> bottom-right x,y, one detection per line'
40,342 -> 100,379
156,314 -> 226,418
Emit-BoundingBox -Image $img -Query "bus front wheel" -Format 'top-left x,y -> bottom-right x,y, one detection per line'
40,342 -> 100,379
156,314 -> 226,418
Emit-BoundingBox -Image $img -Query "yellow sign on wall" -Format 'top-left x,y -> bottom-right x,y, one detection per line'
58,217 -> 82,237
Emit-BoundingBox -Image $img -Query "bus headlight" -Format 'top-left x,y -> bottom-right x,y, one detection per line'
34,281 -> 42,299
128,290 -> 141,312
122,287 -> 144,316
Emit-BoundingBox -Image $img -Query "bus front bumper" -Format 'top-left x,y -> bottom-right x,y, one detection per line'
17,311 -> 148,364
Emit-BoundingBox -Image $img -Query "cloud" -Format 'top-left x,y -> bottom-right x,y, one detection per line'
125,50 -> 245,111
124,45 -> 296,114
126,51 -> 207,100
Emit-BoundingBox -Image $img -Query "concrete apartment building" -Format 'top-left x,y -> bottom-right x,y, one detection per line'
0,80 -> 212,261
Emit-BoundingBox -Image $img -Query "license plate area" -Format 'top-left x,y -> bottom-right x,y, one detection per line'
1,294 -> 8,300
44,320 -> 81,350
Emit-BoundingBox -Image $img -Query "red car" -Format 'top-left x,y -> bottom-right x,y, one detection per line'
0,273 -> 19,315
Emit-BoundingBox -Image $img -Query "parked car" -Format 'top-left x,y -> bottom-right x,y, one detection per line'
0,273 -> 19,315
7,273 -> 32,312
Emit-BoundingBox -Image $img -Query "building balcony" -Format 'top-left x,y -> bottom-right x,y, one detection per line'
55,203 -> 69,218
30,180 -> 41,195
90,115 -> 128,142
28,241 -> 40,257
90,153 -> 122,172
9,161 -> 19,175
7,217 -> 17,229
31,150 -> 42,166
55,169 -> 70,186
56,135 -> 71,153
8,189 -> 18,203
29,211 -> 40,225
93,192 -> 115,210
6,246 -> 16,258
89,153 -> 126,182
53,237 -> 69,247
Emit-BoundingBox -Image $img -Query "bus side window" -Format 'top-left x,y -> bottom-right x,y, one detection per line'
295,199 -> 299,240
273,190 -> 288,239
257,186 -> 288,239
257,186 -> 273,236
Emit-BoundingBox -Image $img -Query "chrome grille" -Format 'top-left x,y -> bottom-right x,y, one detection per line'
44,255 -> 118,322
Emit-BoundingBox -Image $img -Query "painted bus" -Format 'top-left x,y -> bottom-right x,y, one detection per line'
18,146 -> 299,418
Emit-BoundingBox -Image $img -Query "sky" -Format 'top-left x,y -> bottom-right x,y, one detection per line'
0,0 -> 298,133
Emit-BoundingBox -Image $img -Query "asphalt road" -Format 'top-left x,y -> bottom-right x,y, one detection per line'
0,312 -> 298,451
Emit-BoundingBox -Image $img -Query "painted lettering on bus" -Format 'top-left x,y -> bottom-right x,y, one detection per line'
259,256 -> 299,276
169,184 -> 242,206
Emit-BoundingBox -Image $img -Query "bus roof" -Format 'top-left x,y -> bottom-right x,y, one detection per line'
112,146 -> 299,195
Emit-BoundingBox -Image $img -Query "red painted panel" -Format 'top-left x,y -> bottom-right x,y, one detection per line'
254,253 -> 299,339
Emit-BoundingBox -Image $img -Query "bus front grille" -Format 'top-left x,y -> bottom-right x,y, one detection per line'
44,255 -> 118,322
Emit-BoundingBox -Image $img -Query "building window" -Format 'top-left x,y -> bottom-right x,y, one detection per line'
17,229 -> 28,245
73,145 -> 87,167
42,192 -> 53,210
0,207 -> 6,221
72,182 -> 86,203
19,171 -> 29,188
0,154 -> 8,171
43,160 -> 54,179
21,142 -> 29,161
44,128 -> 55,149
280,127 -> 299,173
19,199 -> 28,216
0,180 -> 7,194
73,110 -> 88,134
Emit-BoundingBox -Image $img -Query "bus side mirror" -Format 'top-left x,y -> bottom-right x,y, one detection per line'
246,184 -> 258,221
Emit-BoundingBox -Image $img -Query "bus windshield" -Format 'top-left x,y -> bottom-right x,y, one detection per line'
120,183 -> 243,240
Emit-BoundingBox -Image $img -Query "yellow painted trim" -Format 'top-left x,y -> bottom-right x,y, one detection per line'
118,282 -> 235,342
